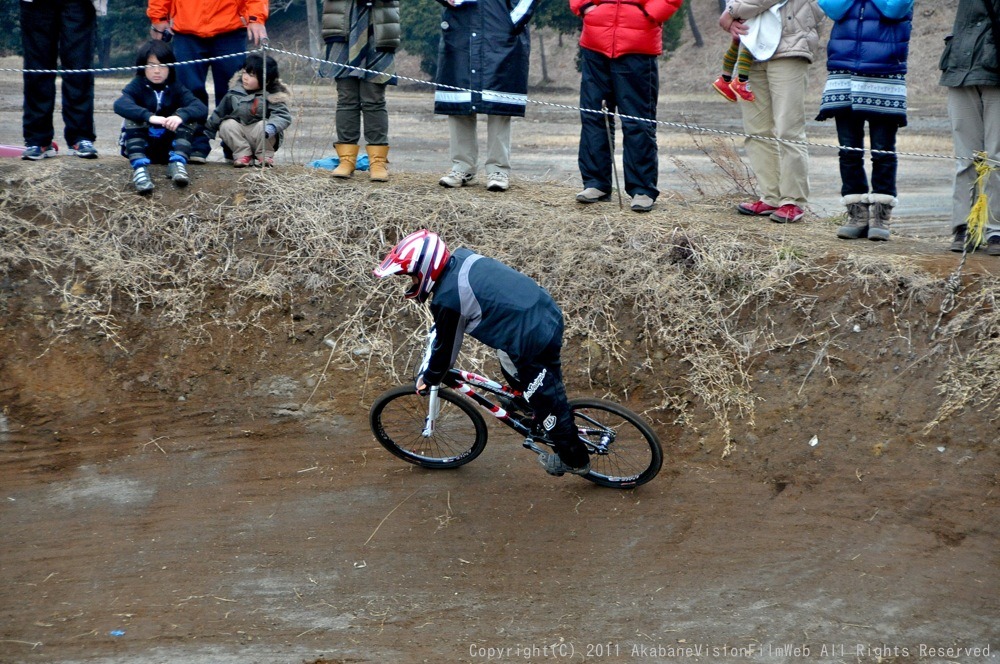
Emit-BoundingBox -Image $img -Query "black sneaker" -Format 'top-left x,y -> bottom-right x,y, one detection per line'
167,161 -> 189,187
987,235 -> 1000,257
132,166 -> 155,194
950,225 -> 971,253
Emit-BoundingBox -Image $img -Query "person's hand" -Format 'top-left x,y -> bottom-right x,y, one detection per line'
264,123 -> 276,138
247,22 -> 268,46
582,5 -> 595,15
148,114 -> 166,126
150,21 -> 171,40
163,115 -> 183,131
718,10 -> 748,38
415,376 -> 428,395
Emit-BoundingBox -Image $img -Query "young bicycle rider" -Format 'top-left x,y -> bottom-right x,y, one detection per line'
373,229 -> 592,477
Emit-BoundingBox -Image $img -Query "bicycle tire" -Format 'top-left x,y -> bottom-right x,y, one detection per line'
369,385 -> 489,469
568,398 -> 663,488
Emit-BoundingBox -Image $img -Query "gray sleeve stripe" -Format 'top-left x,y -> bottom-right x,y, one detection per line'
458,253 -> 484,335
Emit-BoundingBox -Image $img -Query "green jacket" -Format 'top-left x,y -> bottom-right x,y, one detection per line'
321,0 -> 401,51
939,0 -> 1000,88
205,74 -> 294,147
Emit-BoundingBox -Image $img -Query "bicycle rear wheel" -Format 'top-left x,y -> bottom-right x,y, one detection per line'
569,398 -> 663,488
369,385 -> 488,469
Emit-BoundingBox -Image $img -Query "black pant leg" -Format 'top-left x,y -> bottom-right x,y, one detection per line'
20,1 -> 59,146
58,0 -> 97,145
518,340 -> 589,469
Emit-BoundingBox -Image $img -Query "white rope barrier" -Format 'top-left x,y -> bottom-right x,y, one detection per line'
3,43 -> 998,168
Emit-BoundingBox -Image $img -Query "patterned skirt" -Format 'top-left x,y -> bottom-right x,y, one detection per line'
817,70 -> 907,126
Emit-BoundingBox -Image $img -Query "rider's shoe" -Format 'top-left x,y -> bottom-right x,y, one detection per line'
538,452 -> 590,477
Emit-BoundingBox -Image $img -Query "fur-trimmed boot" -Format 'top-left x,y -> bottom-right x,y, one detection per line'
332,143 -> 359,178
836,194 -> 870,239
868,193 -> 896,241
366,145 -> 389,182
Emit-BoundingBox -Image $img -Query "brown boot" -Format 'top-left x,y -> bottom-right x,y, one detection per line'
332,143 -> 359,178
366,145 -> 389,182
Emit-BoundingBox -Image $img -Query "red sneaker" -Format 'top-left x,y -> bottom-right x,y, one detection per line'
737,200 -> 780,216
729,78 -> 756,102
712,75 -> 738,102
770,204 -> 806,223
233,155 -> 253,168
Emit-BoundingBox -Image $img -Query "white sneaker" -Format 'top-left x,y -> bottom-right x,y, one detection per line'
486,171 -> 509,192
439,170 -> 474,188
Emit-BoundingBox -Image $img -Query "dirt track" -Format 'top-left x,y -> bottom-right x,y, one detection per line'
1,155 -> 998,663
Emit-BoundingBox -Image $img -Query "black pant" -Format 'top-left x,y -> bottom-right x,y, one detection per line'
120,121 -> 195,165
500,339 -> 590,469
578,48 -> 660,200
835,112 -> 899,198
20,0 -> 96,147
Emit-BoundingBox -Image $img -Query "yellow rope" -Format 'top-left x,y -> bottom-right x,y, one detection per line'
965,151 -> 997,249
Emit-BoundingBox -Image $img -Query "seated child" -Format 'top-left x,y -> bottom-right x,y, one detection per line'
205,53 -> 293,168
113,40 -> 207,194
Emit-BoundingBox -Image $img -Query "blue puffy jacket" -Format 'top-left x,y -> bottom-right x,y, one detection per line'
820,0 -> 913,74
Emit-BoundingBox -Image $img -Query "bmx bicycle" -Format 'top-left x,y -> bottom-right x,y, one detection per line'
368,335 -> 663,489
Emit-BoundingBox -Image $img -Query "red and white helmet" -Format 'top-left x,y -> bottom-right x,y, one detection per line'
373,229 -> 451,303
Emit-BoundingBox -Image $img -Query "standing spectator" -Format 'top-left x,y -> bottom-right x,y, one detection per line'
817,0 -> 913,242
433,0 -> 537,193
570,0 -> 684,213
322,0 -> 400,182
720,0 -> 823,223
147,0 -> 269,162
20,0 -> 106,160
941,0 -> 1000,256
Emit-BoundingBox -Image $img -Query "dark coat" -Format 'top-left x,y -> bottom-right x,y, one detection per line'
423,248 -> 563,385
822,0 -> 912,74
113,78 -> 207,125
939,0 -> 1000,87
432,0 -> 536,117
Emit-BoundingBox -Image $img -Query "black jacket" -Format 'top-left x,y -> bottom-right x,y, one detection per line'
113,77 -> 207,125
422,248 -> 563,385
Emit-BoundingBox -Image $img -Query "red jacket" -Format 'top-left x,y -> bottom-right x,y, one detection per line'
570,0 -> 684,58
147,0 -> 269,39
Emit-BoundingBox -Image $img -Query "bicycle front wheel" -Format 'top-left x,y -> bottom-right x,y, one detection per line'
569,398 -> 663,488
369,385 -> 488,469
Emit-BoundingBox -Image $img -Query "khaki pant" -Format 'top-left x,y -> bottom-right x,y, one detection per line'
740,57 -> 810,207
218,119 -> 277,160
947,85 -> 1000,234
448,114 -> 511,176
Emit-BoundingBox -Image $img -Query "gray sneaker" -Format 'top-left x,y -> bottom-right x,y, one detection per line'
630,194 -> 655,212
167,161 -> 189,187
576,187 -> 611,203
537,451 -> 590,477
439,170 -> 474,188
71,140 -> 98,159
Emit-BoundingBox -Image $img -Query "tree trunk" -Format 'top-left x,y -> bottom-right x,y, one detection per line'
538,30 -> 552,85
306,0 -> 321,60
688,4 -> 704,47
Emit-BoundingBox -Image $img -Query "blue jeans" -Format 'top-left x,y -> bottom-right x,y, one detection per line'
171,30 -> 247,156
577,48 -> 659,200
834,113 -> 899,198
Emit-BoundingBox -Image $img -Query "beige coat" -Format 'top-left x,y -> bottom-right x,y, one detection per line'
728,0 -> 824,62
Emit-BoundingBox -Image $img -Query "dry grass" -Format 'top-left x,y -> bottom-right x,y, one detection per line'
1,159 -> 996,447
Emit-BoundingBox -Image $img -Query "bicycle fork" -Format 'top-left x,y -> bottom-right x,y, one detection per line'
421,386 -> 442,437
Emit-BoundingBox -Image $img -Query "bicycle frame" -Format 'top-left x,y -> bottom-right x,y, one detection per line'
415,331 -> 616,456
